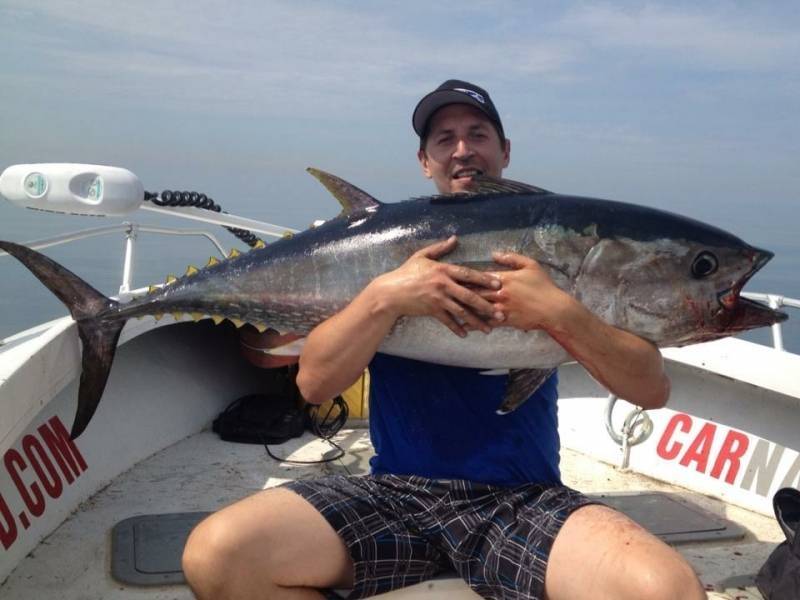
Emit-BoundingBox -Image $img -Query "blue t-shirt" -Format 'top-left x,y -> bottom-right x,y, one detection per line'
367,353 -> 561,486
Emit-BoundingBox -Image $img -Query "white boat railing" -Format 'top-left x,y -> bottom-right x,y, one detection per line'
0,214 -> 299,297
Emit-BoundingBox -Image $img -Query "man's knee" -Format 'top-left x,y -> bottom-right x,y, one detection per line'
629,554 -> 706,600
182,512 -> 240,594
546,504 -> 706,600
182,488 -> 354,598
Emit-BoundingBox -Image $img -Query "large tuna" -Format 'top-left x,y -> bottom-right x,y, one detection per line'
0,171 -> 787,438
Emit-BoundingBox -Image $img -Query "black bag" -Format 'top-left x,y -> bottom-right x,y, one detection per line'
756,487 -> 800,599
212,393 -> 305,445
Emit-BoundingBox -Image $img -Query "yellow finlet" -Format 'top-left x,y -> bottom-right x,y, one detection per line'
172,312 -> 183,321
228,248 -> 241,259
154,313 -> 163,321
282,231 -> 294,239
253,322 -> 268,333
230,318 -> 245,329
148,285 -> 159,294
206,256 -> 220,267
191,312 -> 204,322
211,315 -> 224,325
185,265 -> 199,276
253,240 -> 266,249
165,274 -> 178,285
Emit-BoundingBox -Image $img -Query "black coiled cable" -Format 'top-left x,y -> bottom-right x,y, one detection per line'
263,396 -> 349,465
308,395 -> 350,440
144,189 -> 264,248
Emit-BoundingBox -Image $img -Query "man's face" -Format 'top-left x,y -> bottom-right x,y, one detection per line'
417,103 -> 510,194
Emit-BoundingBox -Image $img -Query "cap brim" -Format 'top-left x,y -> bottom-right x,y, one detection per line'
412,90 -> 495,137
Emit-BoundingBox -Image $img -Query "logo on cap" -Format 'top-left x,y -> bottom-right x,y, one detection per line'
453,88 -> 485,104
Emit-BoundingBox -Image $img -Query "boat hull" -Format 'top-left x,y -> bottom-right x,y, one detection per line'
558,337 -> 800,517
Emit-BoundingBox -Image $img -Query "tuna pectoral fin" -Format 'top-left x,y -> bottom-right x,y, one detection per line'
0,241 -> 123,438
496,368 -> 556,415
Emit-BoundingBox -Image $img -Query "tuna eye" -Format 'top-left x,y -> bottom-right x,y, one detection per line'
691,252 -> 718,278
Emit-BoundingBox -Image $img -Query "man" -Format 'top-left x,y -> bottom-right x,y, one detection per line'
183,80 -> 706,599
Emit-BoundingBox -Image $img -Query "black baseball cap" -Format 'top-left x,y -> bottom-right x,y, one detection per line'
412,79 -> 505,141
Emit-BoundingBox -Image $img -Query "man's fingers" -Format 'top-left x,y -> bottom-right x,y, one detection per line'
447,282 -> 499,318
418,235 -> 458,260
492,251 -> 535,270
445,263 -> 502,290
486,316 -> 507,328
434,309 -> 467,338
442,299 -> 492,334
474,288 -> 506,303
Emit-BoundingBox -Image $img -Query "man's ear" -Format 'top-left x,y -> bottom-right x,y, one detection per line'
503,138 -> 511,169
417,148 -> 432,179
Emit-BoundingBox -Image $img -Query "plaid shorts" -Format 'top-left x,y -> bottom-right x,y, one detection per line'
282,474 -> 595,600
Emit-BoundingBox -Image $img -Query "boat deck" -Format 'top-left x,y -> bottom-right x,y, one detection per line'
0,426 -> 783,599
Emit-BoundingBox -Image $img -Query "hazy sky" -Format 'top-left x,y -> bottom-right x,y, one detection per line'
0,1 -> 798,345
1,1 -> 798,229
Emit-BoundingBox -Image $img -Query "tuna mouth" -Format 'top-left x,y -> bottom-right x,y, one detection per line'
717,247 -> 773,311
724,296 -> 788,332
717,247 -> 787,331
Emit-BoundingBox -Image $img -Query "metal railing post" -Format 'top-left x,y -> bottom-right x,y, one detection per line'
768,294 -> 785,351
119,223 -> 138,297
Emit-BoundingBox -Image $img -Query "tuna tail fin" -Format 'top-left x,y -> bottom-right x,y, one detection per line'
0,241 -> 125,439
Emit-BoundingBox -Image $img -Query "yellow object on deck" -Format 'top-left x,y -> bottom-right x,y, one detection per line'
340,371 -> 370,419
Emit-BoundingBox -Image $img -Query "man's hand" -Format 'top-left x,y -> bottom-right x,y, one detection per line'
371,236 -> 504,337
480,251 -> 572,332
480,251 -> 670,409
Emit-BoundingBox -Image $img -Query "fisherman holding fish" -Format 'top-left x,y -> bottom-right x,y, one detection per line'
182,81 -> 707,599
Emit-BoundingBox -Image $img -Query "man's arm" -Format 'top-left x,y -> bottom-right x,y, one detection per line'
484,252 -> 670,409
296,237 -> 502,405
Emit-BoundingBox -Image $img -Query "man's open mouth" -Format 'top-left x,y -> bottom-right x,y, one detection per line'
452,168 -> 483,180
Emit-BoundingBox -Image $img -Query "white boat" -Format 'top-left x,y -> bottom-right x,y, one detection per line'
0,164 -> 797,599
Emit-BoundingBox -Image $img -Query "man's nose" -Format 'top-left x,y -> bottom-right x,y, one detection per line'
452,139 -> 474,160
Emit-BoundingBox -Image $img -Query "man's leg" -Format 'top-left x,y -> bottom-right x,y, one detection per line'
182,487 -> 354,600
544,504 -> 706,600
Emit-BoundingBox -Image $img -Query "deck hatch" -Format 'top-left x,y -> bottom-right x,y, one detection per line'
111,512 -> 211,585
590,492 -> 746,544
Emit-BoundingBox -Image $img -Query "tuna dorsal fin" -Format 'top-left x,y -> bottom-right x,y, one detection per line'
471,175 -> 551,196
307,168 -> 382,214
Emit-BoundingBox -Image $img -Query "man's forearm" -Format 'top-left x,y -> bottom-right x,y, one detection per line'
547,300 -> 670,409
296,280 -> 397,405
